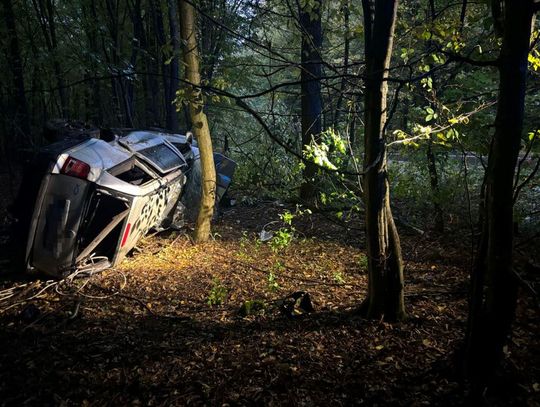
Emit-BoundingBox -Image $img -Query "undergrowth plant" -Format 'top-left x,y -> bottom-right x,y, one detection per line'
269,207 -> 312,253
207,278 -> 228,306
269,228 -> 294,253
266,260 -> 285,292
358,254 -> 368,270
333,271 -> 345,284
267,271 -> 280,292
238,299 -> 266,317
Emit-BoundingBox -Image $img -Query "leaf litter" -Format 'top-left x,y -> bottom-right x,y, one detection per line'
0,201 -> 538,406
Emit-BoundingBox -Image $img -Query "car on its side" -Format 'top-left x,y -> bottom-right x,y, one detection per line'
11,124 -> 235,278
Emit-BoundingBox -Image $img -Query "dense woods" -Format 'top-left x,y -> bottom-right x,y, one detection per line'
0,0 -> 539,405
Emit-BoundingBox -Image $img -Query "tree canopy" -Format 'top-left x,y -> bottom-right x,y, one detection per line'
0,0 -> 539,405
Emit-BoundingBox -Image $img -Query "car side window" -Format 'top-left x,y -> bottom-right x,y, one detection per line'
108,159 -> 155,186
138,143 -> 185,174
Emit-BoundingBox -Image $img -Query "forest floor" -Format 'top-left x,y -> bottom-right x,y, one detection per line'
0,178 -> 539,406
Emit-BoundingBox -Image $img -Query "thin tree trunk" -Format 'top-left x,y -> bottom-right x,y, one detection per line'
426,140 -> 444,232
134,0 -> 153,126
425,1 -> 444,233
360,0 -> 406,322
126,0 -> 144,127
151,0 -> 172,128
298,0 -> 323,203
167,0 -> 181,131
32,0 -> 68,118
464,2 -> 534,396
103,0 -> 123,124
85,0 -> 103,124
334,0 -> 350,128
180,0 -> 216,243
145,0 -> 162,125
1,0 -> 31,146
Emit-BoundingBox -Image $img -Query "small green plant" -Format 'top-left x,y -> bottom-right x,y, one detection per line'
207,278 -> 228,306
270,228 -> 294,253
268,207 -> 312,253
267,271 -> 280,292
333,271 -> 345,284
358,254 -> 368,270
238,299 -> 266,317
239,231 -> 250,248
236,231 -> 253,260
272,260 -> 286,272
235,250 -> 250,261
280,210 -> 294,226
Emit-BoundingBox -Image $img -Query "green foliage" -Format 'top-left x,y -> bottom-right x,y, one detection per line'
279,210 -> 294,226
528,130 -> 540,142
268,259 -> 285,292
268,207 -> 311,253
333,271 -> 345,284
4,0 -> 539,246
267,271 -> 280,292
270,228 -> 294,253
238,299 -> 266,317
207,278 -> 228,306
358,254 -> 368,271
302,128 -> 348,171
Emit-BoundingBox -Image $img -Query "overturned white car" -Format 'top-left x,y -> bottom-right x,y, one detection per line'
12,127 -> 235,278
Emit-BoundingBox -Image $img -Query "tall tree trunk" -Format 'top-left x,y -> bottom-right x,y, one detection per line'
1,0 -> 31,146
298,0 -> 323,203
32,0 -> 68,118
179,0 -> 216,243
133,0 -> 155,126
464,2 -> 534,396
426,140 -> 444,232
126,0 -> 144,127
360,0 -> 406,322
145,0 -> 163,125
424,2 -> 444,233
167,0 -> 181,131
333,0 -> 350,129
103,0 -> 123,124
151,0 -> 172,128
85,0 -> 103,124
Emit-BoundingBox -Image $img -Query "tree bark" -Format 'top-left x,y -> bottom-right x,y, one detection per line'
1,0 -> 31,146
333,0 -> 350,129
102,0 -> 124,124
130,0 -> 155,126
360,0 -> 406,322
151,0 -> 173,128
85,0 -> 103,124
32,0 -> 69,118
147,0 -> 165,125
180,0 -> 216,243
426,140 -> 444,232
424,4 -> 444,233
167,0 -> 181,131
126,0 -> 145,127
298,0 -> 323,203
464,1 -> 534,396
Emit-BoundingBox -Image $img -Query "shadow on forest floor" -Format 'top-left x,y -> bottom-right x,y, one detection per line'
0,185 -> 538,406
